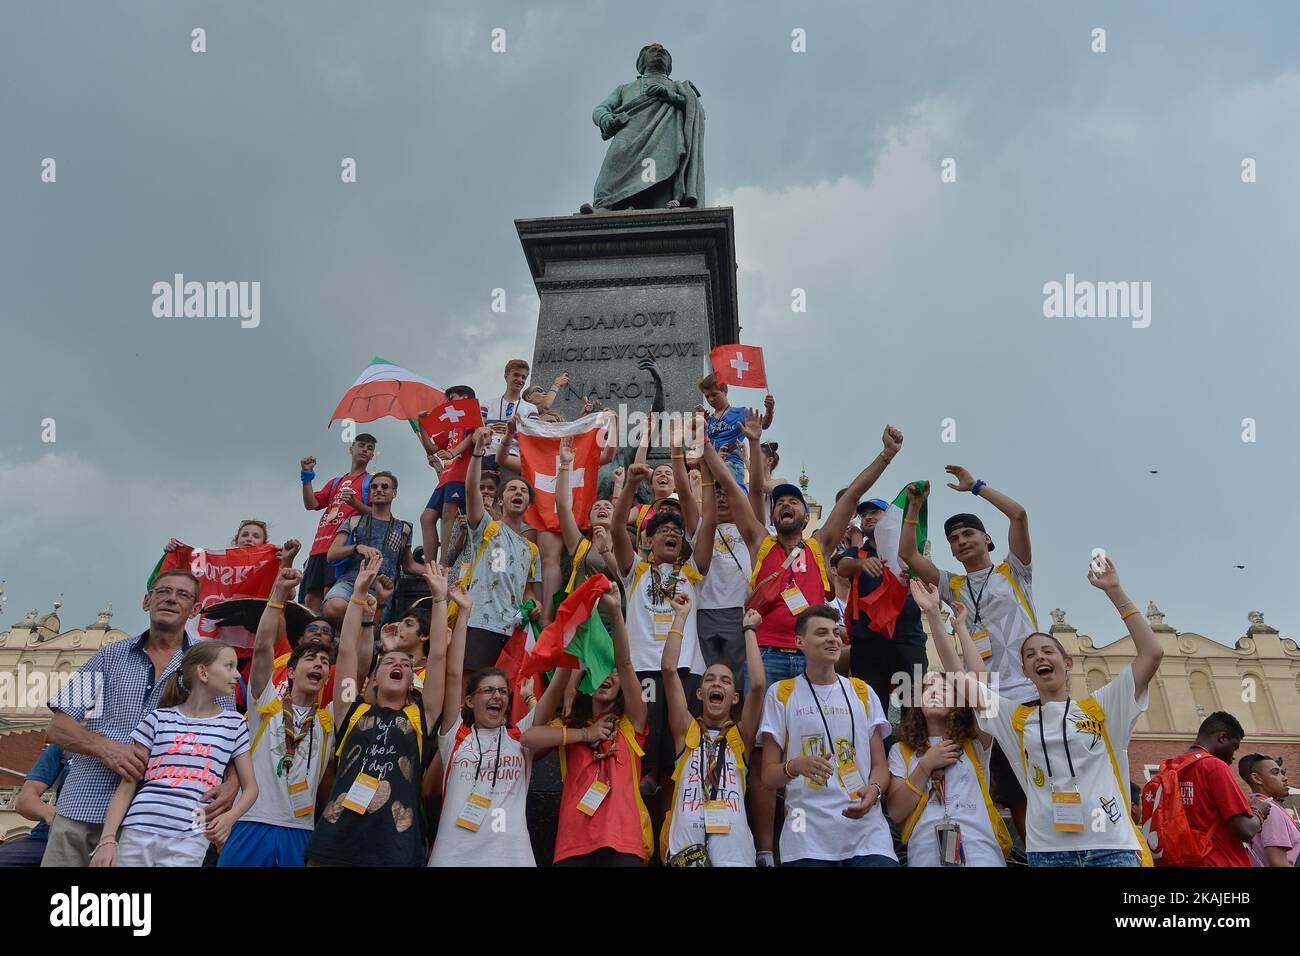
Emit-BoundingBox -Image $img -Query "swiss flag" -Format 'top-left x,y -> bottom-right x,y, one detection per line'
417,398 -> 483,439
517,413 -> 605,533
710,344 -> 767,388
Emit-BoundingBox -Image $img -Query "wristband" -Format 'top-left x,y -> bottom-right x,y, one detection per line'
266,601 -> 286,610
1120,607 -> 1140,621
971,479 -> 985,496
783,759 -> 797,780
300,469 -> 316,484
667,628 -> 685,639
350,596 -> 368,606
904,518 -> 919,525
472,453 -> 486,459
742,625 -> 758,633
867,781 -> 883,798
430,597 -> 446,604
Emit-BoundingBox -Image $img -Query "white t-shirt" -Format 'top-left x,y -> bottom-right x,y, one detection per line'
696,522 -> 751,610
758,675 -> 895,863
939,553 -> 1038,703
977,664 -> 1147,854
483,396 -> 539,459
242,681 -> 334,830
666,725 -> 755,867
428,711 -> 536,867
887,737 -> 1005,868
623,559 -> 706,675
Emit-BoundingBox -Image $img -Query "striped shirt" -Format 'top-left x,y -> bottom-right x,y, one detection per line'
123,707 -> 250,835
47,631 -> 235,824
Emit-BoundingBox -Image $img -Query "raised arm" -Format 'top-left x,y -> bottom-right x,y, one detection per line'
300,455 -> 319,510
814,425 -> 902,554
251,568 -> 301,698
436,573 -> 470,734
745,410 -> 768,534
912,579 -> 960,674
946,465 -> 1030,566
704,437 -> 764,548
1087,557 -> 1162,695
607,588 -> 646,732
611,462 -> 649,577
661,592 -> 695,749
898,481 -> 940,587
465,427 -> 491,528
670,422 -> 700,535
692,457 -> 716,577
334,551 -> 381,722
738,609 -> 767,748
555,437 -> 584,554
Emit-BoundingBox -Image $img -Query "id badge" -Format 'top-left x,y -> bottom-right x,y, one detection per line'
703,800 -> 732,834
1052,788 -> 1085,833
936,820 -> 964,866
455,790 -> 493,831
287,778 -> 314,818
971,628 -> 993,661
577,779 -> 610,816
653,610 -> 674,641
782,586 -> 810,616
838,759 -> 866,798
341,772 -> 380,814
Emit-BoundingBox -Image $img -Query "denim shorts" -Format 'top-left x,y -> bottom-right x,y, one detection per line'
741,646 -> 806,713
1028,848 -> 1142,868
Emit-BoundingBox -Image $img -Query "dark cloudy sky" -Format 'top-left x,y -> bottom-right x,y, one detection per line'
2,1 -> 1297,649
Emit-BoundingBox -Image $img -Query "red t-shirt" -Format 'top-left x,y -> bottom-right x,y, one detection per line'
553,715 -> 650,863
436,426 -> 473,487
754,537 -> 831,650
310,471 -> 369,555
1178,746 -> 1253,867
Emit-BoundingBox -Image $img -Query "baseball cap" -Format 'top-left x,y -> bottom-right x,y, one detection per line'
944,513 -> 995,551
857,498 -> 889,515
770,483 -> 808,517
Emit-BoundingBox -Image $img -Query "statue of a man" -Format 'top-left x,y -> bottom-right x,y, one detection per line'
584,43 -> 704,212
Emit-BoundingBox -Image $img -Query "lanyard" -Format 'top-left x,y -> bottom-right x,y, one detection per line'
697,722 -> 730,801
717,528 -> 743,572
1037,699 -> 1076,780
803,674 -> 855,763
472,726 -> 504,791
964,566 -> 995,626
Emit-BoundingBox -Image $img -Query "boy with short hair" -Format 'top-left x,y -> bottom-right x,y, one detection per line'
1239,753 -> 1299,867
415,385 -> 477,565
483,359 -> 540,481
299,434 -> 377,612
697,374 -> 774,491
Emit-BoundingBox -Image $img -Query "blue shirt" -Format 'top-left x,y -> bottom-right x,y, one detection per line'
23,744 -> 67,841
706,406 -> 746,461
47,631 -> 236,824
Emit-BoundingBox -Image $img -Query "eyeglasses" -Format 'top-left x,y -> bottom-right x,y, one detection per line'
304,624 -> 335,635
475,687 -> 510,697
655,527 -> 685,539
151,586 -> 197,602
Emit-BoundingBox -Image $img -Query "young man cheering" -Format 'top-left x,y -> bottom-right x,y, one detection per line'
897,467 -> 1034,837
299,434 -> 376,613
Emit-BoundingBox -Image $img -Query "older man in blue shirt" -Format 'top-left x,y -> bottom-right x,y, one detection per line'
42,568 -> 237,866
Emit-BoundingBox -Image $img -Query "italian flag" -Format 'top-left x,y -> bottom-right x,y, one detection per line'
519,574 -> 615,694
328,357 -> 445,426
863,482 -> 928,638
495,600 -> 542,726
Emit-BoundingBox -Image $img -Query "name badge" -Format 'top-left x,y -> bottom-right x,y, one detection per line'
455,791 -> 493,831
782,586 -> 810,616
971,628 -> 993,661
936,820 -> 964,866
703,800 -> 732,834
577,779 -> 611,816
287,778 -> 314,818
653,611 -> 674,641
838,759 -> 866,798
341,772 -> 380,814
1052,788 -> 1086,832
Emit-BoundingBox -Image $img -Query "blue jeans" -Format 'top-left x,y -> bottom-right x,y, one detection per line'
785,854 -> 899,868
740,646 -> 805,696
1028,849 -> 1142,868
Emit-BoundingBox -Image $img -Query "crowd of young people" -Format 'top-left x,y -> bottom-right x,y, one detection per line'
11,357 -> 1294,869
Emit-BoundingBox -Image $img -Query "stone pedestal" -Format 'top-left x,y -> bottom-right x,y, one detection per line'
516,207 -> 740,422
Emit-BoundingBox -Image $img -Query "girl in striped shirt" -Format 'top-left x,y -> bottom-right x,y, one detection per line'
92,641 -> 258,867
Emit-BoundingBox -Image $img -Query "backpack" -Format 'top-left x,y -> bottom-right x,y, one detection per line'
1140,750 -> 1214,866
329,514 -> 412,580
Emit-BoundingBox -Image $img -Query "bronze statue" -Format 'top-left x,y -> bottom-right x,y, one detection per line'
582,43 -> 704,212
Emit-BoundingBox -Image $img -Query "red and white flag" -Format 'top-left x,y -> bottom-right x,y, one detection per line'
416,398 -> 483,439
517,413 -> 604,533
146,544 -> 282,650
710,344 -> 767,388
329,356 -> 445,426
